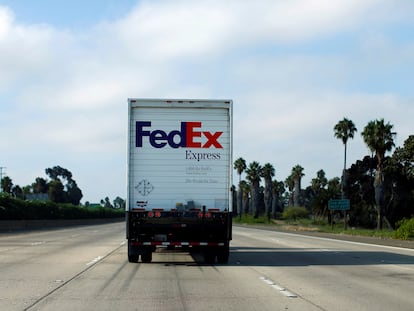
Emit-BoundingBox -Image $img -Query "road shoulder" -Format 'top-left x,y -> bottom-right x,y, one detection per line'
234,224 -> 414,249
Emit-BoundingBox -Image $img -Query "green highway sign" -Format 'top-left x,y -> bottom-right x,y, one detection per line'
328,199 -> 350,211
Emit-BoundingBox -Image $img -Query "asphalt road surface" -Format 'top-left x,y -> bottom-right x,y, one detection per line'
1,223 -> 413,311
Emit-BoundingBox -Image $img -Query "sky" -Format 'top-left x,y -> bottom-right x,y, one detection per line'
1,0 -> 413,203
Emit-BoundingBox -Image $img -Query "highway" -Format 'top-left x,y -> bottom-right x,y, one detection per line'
1,222 -> 413,311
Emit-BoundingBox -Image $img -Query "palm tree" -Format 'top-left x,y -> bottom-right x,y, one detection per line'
234,157 -> 247,216
327,177 -> 341,203
271,180 -> 285,218
291,165 -> 305,207
261,163 -> 275,220
361,119 -> 396,230
311,170 -> 328,217
334,118 -> 357,197
311,169 -> 328,192
285,174 -> 294,207
239,180 -> 250,215
245,161 -> 262,218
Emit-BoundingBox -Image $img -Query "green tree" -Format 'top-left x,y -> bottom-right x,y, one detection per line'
1,176 -> 13,193
271,180 -> 285,218
261,163 -> 275,220
327,177 -> 341,199
326,177 -> 342,223
347,156 -> 377,227
334,118 -> 357,197
392,135 -> 414,179
245,161 -> 262,218
101,197 -> 113,209
383,135 -> 414,225
291,165 -> 305,207
66,180 -> 83,205
22,185 -> 32,196
45,166 -> 83,205
113,196 -> 125,209
311,170 -> 328,191
361,119 -> 396,230
285,174 -> 294,206
48,179 -> 65,203
234,157 -> 247,216
45,166 -> 72,181
239,180 -> 250,215
310,170 -> 328,217
32,177 -> 48,194
327,176 -> 342,224
12,185 -> 24,199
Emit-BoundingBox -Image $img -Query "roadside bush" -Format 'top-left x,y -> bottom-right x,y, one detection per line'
0,193 -> 124,220
394,218 -> 414,240
282,206 -> 309,222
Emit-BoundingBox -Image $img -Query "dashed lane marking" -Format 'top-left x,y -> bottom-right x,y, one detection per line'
260,276 -> 298,298
86,256 -> 103,266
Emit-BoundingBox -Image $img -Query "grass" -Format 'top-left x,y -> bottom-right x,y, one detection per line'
234,214 -> 398,240
234,214 -> 273,225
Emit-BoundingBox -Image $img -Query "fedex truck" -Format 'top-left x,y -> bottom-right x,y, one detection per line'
127,99 -> 233,263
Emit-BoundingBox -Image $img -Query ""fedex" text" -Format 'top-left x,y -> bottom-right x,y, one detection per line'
136,121 -> 223,149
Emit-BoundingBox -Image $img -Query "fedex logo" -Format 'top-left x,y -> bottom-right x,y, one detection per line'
136,121 -> 223,149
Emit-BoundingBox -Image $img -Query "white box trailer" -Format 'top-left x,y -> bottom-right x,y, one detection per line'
127,99 -> 233,263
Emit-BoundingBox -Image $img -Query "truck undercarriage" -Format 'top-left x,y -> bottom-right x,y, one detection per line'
126,209 -> 232,264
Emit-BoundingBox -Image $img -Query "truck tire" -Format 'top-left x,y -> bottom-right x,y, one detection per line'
128,241 -> 139,263
128,254 -> 139,263
217,245 -> 230,264
204,249 -> 216,264
141,251 -> 153,263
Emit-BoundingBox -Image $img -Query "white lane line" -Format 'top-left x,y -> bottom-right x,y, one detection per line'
260,277 -> 297,298
85,241 -> 125,266
266,229 -> 414,252
280,289 -> 298,298
30,241 -> 46,246
86,256 -> 103,266
271,284 -> 285,291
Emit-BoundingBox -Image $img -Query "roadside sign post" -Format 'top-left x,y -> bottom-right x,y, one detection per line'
328,199 -> 350,230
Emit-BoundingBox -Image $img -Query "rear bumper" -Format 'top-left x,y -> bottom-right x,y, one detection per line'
126,210 -> 232,243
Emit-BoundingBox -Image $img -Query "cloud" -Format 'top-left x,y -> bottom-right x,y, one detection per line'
0,7 -> 12,38
1,0 -> 413,201
85,0 -> 397,64
0,7 -> 74,90
233,89 -> 414,184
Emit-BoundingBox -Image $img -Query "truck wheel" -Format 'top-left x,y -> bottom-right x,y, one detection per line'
204,249 -> 216,264
141,251 -> 153,263
217,246 -> 229,264
128,242 -> 139,263
128,254 -> 139,263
